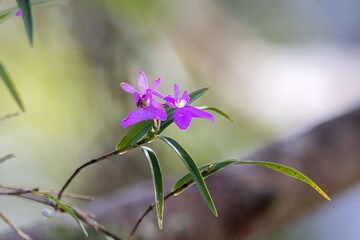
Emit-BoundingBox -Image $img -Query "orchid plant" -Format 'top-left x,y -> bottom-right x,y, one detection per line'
0,2 -> 331,239
87,71 -> 331,238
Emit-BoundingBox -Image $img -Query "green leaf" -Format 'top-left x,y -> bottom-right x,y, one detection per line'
157,87 -> 210,134
16,0 -> 34,46
188,87 -> 209,104
38,192 -> 88,237
172,159 -> 331,201
116,120 -> 153,151
141,147 -> 164,229
0,11 -> 14,24
0,0 -> 61,25
0,62 -> 25,112
158,136 -> 218,216
198,106 -> 233,122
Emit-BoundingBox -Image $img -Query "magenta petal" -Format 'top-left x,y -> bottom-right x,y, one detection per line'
181,91 -> 190,104
133,92 -> 141,105
174,84 -> 180,98
137,71 -> 148,94
15,9 -> 23,17
151,77 -> 161,91
121,82 -> 137,94
151,98 -> 165,110
164,96 -> 176,108
121,107 -> 167,128
173,108 -> 192,130
153,91 -> 164,99
186,106 -> 215,122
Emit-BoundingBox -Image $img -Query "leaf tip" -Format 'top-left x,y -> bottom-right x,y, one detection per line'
324,194 -> 331,201
213,208 -> 218,217
158,219 -> 163,230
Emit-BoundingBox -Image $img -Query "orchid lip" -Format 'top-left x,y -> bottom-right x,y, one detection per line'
175,99 -> 187,108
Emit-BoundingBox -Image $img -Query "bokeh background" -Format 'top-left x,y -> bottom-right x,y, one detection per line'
1,0 -> 360,239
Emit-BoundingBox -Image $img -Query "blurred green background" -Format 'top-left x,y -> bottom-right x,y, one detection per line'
1,0 -> 360,239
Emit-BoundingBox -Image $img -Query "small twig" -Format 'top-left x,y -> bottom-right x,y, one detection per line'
0,184 -> 94,201
0,153 -> 16,164
0,212 -> 33,240
57,136 -> 155,201
1,188 -> 122,240
0,188 -> 38,196
128,192 -> 175,240
0,112 -> 20,124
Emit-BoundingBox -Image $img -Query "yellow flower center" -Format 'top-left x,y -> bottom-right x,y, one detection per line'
175,99 -> 187,108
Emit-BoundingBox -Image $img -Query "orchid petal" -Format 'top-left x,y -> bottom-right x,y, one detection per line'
121,107 -> 167,128
174,84 -> 180,98
164,96 -> 176,108
173,108 -> 192,130
151,98 -> 165,110
133,92 -> 141,105
153,91 -> 165,99
145,89 -> 152,99
15,9 -> 23,17
121,82 -> 137,94
181,91 -> 190,104
151,77 -> 161,91
186,105 -> 215,122
138,71 -> 148,94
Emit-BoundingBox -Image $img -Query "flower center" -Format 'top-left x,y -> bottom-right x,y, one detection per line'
137,96 -> 150,108
175,99 -> 187,108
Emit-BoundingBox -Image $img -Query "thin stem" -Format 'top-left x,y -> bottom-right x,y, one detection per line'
0,184 -> 94,201
0,112 -> 20,124
1,187 -> 123,240
57,136 -> 155,201
0,188 -> 38,196
0,212 -> 33,240
128,192 -> 175,240
0,153 -> 15,164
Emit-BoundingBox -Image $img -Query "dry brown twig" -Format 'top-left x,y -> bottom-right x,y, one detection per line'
0,212 -> 33,240
0,186 -> 122,240
0,153 -> 16,165
0,112 -> 20,124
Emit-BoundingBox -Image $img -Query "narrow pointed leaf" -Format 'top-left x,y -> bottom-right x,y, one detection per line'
0,62 -> 25,112
116,120 -> 153,151
16,0 -> 33,46
141,147 -> 164,229
198,106 -> 233,122
158,87 -> 210,134
38,192 -> 88,237
159,136 -> 218,216
0,12 -> 14,24
188,87 -> 209,104
0,0 -> 61,25
172,160 -> 330,201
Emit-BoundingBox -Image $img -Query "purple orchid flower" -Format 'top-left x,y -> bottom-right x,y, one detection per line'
120,72 -> 167,128
15,9 -> 23,17
164,84 -> 215,130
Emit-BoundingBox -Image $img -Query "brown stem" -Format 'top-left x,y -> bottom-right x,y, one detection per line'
0,188 -> 38,196
0,112 -> 20,124
127,192 -> 175,240
57,136 -> 155,201
0,184 -> 94,201
0,153 -> 16,164
1,187 -> 123,240
0,212 -> 33,240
